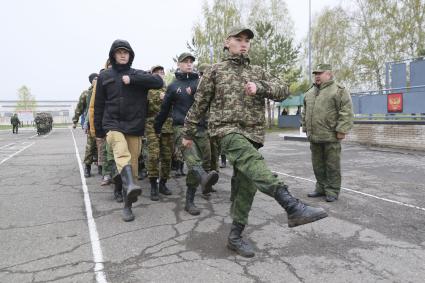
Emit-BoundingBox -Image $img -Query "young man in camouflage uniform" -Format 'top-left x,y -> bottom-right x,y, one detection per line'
10,113 -> 20,134
146,65 -> 173,201
155,53 -> 219,216
73,74 -> 98,177
182,27 -> 328,257
302,64 -> 354,202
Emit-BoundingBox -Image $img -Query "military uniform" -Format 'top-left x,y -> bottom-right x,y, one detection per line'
183,27 -> 327,258
302,64 -> 354,199
10,114 -> 20,134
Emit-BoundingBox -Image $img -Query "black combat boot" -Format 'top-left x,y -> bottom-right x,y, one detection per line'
122,186 -> 135,222
227,221 -> 255,258
84,164 -> 91,178
192,166 -> 219,195
159,178 -> 172,195
274,185 -> 328,228
149,177 -> 159,201
220,155 -> 227,168
184,187 -> 200,215
113,175 -> 123,203
120,165 -> 142,204
98,165 -> 102,175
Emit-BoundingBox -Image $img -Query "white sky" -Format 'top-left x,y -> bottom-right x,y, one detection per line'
0,0 -> 341,101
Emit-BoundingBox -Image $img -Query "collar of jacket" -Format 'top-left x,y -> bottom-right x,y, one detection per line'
223,53 -> 251,66
314,80 -> 334,90
175,71 -> 199,81
113,63 -> 131,72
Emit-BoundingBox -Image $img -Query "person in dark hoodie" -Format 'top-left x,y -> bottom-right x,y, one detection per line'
155,52 -> 219,216
94,39 -> 163,222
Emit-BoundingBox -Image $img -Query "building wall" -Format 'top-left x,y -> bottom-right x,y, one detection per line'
346,122 -> 425,151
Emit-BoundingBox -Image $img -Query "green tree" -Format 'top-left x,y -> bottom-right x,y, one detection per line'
16,85 -> 36,111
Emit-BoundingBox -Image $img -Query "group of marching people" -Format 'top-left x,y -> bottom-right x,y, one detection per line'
73,27 -> 332,258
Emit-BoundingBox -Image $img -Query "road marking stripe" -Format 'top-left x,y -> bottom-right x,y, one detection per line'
70,129 -> 107,283
0,142 -> 34,165
273,170 -> 425,212
0,143 -> 15,149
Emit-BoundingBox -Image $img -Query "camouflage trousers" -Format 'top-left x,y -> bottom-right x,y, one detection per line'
145,122 -> 173,179
95,138 -> 105,166
174,126 -> 211,188
310,142 -> 341,197
210,137 -> 220,172
102,141 -> 116,177
172,126 -> 184,163
83,135 -> 98,165
220,133 -> 282,225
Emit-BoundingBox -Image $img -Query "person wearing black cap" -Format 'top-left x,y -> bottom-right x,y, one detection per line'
182,27 -> 328,257
155,52 -> 219,216
94,39 -> 164,222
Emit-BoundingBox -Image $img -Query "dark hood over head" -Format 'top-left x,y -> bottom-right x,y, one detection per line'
108,39 -> 135,70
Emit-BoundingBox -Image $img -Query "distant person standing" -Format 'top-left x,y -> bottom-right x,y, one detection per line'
10,113 -> 20,134
302,64 -> 354,202
94,39 -> 163,222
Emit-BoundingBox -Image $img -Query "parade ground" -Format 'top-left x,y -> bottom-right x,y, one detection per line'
1,127 -> 424,283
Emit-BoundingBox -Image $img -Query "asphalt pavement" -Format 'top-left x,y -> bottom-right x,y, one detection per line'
0,127 -> 424,282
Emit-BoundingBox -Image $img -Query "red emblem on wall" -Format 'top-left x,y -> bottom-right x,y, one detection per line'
387,93 -> 403,113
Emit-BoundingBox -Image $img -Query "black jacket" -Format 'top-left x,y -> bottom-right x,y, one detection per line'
94,40 -> 163,137
155,71 -> 206,134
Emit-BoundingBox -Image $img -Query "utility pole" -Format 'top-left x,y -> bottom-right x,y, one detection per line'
308,0 -> 312,84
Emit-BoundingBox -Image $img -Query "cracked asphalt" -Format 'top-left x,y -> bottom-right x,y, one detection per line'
1,128 -> 424,283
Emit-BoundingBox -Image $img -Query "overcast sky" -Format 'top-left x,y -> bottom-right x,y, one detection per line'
0,0 -> 341,101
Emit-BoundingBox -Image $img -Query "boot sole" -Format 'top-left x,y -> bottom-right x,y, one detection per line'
184,207 -> 200,216
227,243 -> 255,258
202,172 -> 219,194
288,211 -> 328,228
127,188 -> 142,203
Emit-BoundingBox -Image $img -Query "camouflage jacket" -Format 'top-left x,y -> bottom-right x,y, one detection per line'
10,115 -> 20,125
72,87 -> 91,124
183,53 -> 290,145
301,80 -> 354,143
146,87 -> 173,134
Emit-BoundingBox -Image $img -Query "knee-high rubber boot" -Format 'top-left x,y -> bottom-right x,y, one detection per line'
192,166 -> 219,195
178,161 -> 186,176
122,186 -> 135,222
275,185 -> 328,228
113,175 -> 123,203
184,187 -> 200,215
227,221 -> 255,258
159,178 -> 172,195
149,177 -> 159,201
120,165 -> 142,204
220,154 -> 227,168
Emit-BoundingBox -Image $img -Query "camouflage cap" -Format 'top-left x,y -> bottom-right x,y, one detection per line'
197,63 -> 210,73
178,52 -> 195,63
313,63 -> 332,74
227,27 -> 254,39
151,65 -> 164,73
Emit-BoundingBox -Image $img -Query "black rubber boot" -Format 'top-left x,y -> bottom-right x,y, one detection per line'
120,165 -> 142,204
98,165 -> 102,175
122,187 -> 135,222
227,221 -> 255,258
220,155 -> 227,168
192,166 -> 219,195
275,185 -> 328,228
184,187 -> 200,215
159,178 -> 172,195
113,175 -> 123,203
84,164 -> 91,178
149,177 -> 159,201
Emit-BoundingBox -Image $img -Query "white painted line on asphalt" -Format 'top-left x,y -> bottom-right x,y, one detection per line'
70,129 -> 107,283
29,134 -> 39,139
0,142 -> 35,165
273,170 -> 425,212
0,143 -> 15,149
42,129 -> 54,138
